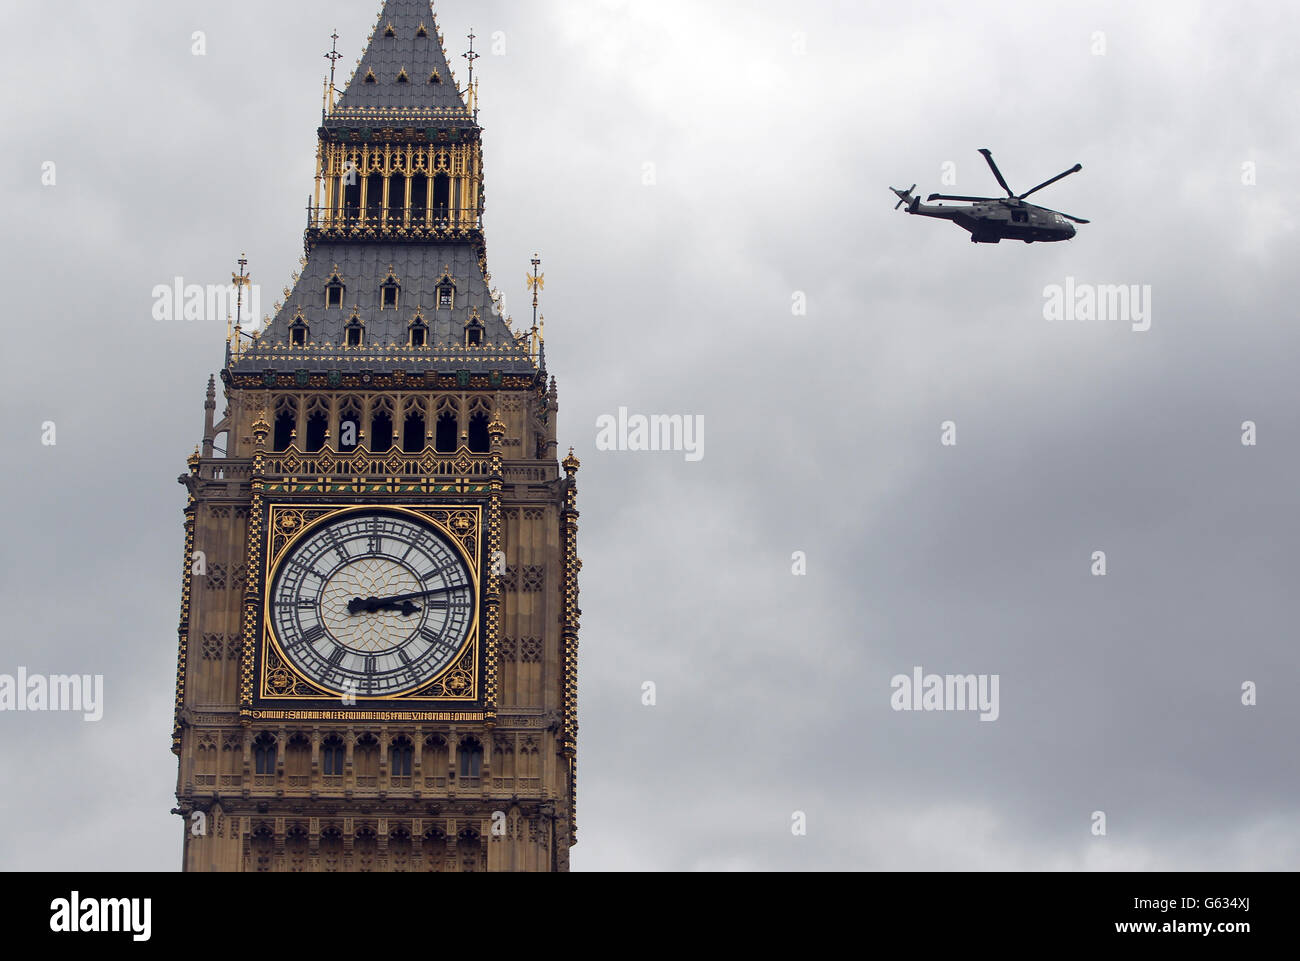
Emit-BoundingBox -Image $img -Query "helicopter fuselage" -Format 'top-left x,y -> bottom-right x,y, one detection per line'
908,199 -> 1076,243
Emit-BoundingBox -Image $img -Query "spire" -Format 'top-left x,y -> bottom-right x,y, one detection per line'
330,1 -> 472,126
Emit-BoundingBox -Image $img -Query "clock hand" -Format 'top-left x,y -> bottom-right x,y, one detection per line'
347,585 -> 463,616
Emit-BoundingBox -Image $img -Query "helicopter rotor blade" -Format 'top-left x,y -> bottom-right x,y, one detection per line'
1019,164 -> 1083,200
978,148 -> 1015,197
927,194 -> 1000,202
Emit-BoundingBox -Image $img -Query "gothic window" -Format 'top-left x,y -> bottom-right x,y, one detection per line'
467,410 -> 490,453
355,734 -> 379,787
286,734 -> 310,787
389,737 -> 413,781
322,735 -> 345,777
273,399 -> 296,452
410,173 -> 428,218
402,406 -> 426,453
366,173 -> 384,222
290,317 -> 309,347
370,400 -> 394,452
458,736 -> 483,783
433,173 -> 450,218
423,735 -> 448,789
305,398 -> 329,453
381,271 -> 400,309
253,733 -> 277,775
338,397 -> 362,452
435,409 -> 458,453
437,283 -> 453,309
465,317 -> 484,348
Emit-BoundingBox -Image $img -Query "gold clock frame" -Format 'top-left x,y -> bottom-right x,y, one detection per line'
253,503 -> 484,715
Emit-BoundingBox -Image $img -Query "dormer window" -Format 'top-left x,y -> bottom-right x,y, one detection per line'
345,312 -> 365,348
397,68 -> 410,84
428,70 -> 441,84
465,313 -> 484,347
325,270 -> 345,308
364,68 -> 377,84
380,268 -> 401,310
416,22 -> 429,38
410,319 -> 428,348
383,22 -> 396,38
290,316 -> 309,347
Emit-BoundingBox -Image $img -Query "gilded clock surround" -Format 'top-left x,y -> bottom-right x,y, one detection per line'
257,503 -> 484,706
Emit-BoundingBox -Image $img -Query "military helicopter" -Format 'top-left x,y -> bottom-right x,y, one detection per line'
891,148 -> 1088,243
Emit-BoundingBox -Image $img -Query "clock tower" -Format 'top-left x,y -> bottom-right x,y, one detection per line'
171,0 -> 581,872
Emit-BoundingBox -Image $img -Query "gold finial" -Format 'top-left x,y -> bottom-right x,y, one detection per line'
251,411 -> 271,439
188,446 -> 201,471
562,447 -> 581,474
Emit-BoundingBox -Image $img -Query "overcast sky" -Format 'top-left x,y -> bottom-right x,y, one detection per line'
1,0 -> 1297,871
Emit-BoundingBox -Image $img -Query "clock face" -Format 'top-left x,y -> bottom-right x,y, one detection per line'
269,511 -> 475,697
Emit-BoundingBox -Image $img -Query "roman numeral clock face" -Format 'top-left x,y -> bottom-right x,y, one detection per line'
269,512 -> 475,698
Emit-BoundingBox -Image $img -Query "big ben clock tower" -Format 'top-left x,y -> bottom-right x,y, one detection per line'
171,0 -> 581,872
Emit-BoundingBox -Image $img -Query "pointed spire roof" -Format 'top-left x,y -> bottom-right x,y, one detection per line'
329,0 -> 473,128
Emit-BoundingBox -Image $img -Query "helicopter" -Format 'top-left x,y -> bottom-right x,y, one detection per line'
891,148 -> 1089,243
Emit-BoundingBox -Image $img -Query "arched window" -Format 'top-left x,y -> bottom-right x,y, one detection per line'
322,735 -> 345,777
457,736 -> 483,784
286,733 -> 311,787
389,737 -> 413,783
305,401 -> 329,453
423,735 -> 448,789
273,401 -> 296,452
467,411 -> 490,454
370,403 -> 394,452
435,410 -> 458,453
403,408 -> 426,453
355,734 -> 379,788
410,173 -> 428,221
365,173 -> 384,223
338,398 -> 362,453
253,732 -> 277,775
433,173 -> 450,219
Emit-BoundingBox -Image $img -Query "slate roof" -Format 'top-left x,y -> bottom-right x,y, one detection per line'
230,242 -> 534,374
329,0 -> 474,130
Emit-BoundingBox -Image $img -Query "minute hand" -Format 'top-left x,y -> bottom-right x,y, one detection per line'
347,585 -> 465,615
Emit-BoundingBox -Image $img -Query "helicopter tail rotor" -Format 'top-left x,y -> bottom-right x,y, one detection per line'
892,184 -> 918,211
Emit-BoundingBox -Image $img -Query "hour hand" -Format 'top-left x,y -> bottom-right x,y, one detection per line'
347,596 -> 423,617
